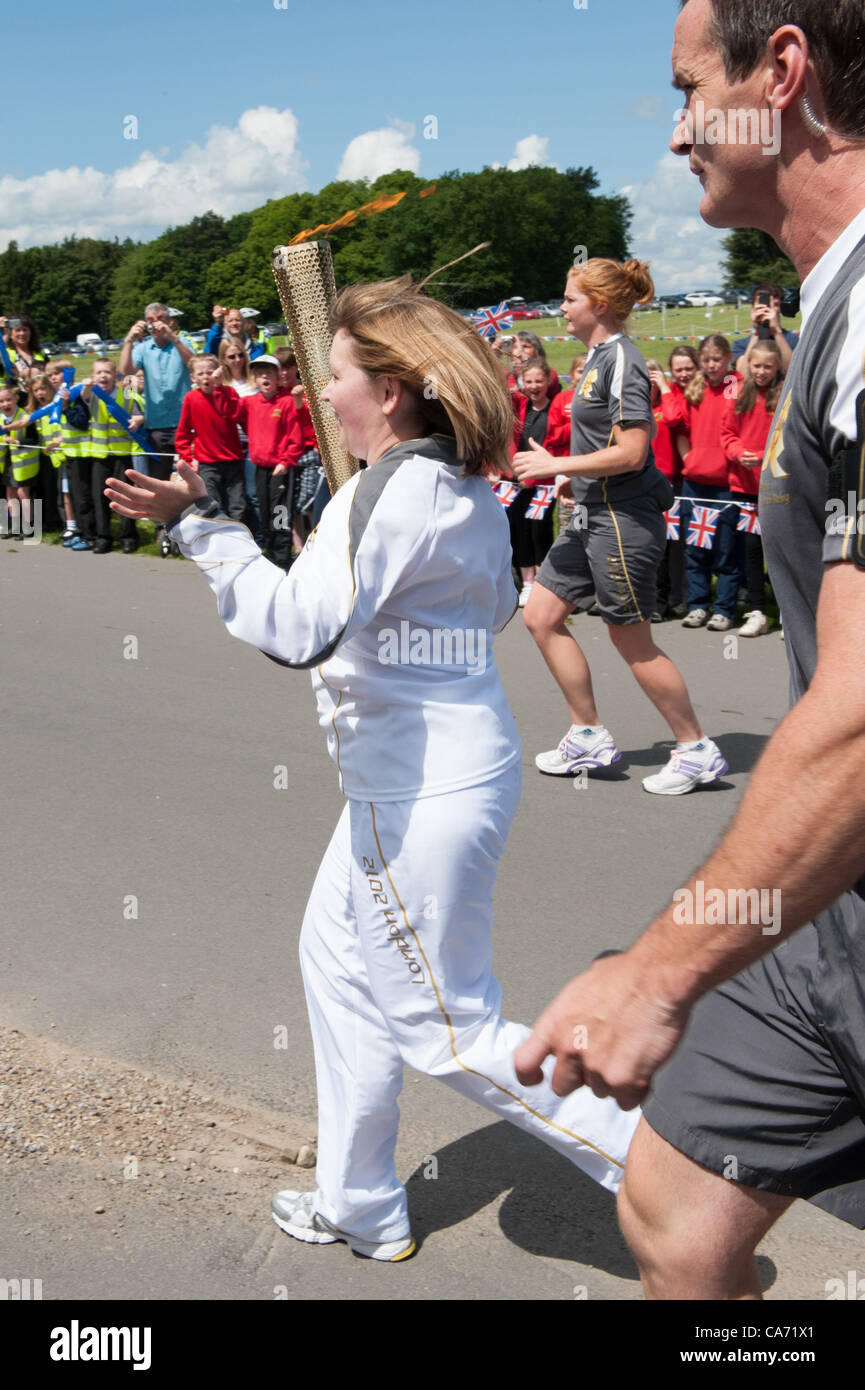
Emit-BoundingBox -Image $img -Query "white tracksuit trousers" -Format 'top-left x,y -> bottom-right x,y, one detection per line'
299,766 -> 640,1241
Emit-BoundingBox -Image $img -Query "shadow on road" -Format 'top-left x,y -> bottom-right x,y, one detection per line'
403,1121 -> 779,1295
616,733 -> 770,776
404,1120 -> 638,1281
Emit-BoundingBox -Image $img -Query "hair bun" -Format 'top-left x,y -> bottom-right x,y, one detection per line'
622,259 -> 654,304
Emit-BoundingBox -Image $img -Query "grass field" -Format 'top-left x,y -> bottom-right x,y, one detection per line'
504,304 -> 803,380
66,302 -> 804,387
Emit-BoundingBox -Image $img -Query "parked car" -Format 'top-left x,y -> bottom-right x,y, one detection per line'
512,305 -> 543,319
658,295 -> 689,309
635,298 -> 663,312
542,302 -> 565,317
683,291 -> 724,307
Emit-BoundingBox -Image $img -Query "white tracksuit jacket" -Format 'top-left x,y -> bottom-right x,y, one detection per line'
169,434 -> 639,1240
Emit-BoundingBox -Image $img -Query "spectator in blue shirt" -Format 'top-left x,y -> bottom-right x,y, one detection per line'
118,301 -> 196,554
205,307 -> 265,361
119,302 -> 195,464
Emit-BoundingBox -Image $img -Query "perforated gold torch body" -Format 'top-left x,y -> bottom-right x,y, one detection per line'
270,241 -> 359,496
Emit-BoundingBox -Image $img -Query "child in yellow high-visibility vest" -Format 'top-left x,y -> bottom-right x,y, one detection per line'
78,357 -> 146,553
44,359 -> 85,545
0,381 -> 39,538
28,372 -> 64,532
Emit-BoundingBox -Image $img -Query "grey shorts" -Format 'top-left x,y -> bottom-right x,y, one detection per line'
535,495 -> 665,626
644,915 -> 865,1228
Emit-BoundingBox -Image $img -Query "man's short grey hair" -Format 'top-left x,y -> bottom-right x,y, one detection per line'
680,0 -> 865,138
145,302 -> 169,319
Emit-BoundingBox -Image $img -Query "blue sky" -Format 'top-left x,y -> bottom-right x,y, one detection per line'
3,0 -> 727,291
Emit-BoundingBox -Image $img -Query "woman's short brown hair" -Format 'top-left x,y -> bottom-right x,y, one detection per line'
329,276 -> 514,475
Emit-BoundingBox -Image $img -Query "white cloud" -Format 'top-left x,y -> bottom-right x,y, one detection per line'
622,152 -> 728,291
505,135 -> 556,171
337,122 -> 420,181
623,95 -> 666,123
0,107 -> 308,247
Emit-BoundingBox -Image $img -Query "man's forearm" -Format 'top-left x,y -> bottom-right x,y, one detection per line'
171,335 -> 194,366
773,332 -> 793,372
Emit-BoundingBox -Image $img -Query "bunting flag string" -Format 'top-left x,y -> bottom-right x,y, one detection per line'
737,502 -> 762,535
686,504 -> 721,549
526,483 -> 556,519
492,479 -> 518,507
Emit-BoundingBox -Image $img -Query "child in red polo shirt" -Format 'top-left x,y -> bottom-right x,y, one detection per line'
213,355 -> 303,569
175,356 -> 246,521
660,335 -> 743,631
274,347 -> 323,545
721,342 -> 783,637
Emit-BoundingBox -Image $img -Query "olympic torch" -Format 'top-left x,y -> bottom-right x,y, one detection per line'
270,241 -> 358,495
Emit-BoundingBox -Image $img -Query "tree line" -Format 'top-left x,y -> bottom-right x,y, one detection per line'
0,164 -> 794,340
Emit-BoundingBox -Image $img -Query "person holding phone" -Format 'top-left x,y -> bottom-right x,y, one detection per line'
731,283 -> 798,375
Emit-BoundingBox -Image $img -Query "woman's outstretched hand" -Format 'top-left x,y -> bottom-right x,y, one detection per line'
105,460 -> 207,527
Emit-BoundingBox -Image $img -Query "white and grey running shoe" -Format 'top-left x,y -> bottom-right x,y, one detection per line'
535,725 -> 620,775
642,739 -> 728,796
738,610 -> 769,638
271,1190 -> 416,1262
681,608 -> 710,628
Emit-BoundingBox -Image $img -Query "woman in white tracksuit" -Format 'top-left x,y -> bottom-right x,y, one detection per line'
106,278 -> 639,1262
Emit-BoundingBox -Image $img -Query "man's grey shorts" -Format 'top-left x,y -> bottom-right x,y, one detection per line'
535,495 -> 665,625
644,913 -> 865,1228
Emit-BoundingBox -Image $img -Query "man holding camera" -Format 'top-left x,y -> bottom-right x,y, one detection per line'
118,302 -> 194,479
731,282 -> 799,374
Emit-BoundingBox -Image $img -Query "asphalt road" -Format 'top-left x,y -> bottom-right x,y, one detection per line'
1,537 -> 862,1305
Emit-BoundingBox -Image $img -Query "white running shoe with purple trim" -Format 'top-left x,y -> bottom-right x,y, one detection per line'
535,725 -> 621,775
642,739 -> 728,796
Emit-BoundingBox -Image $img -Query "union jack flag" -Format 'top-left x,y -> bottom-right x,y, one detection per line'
526,484 -> 556,520
492,479 -> 518,507
664,500 -> 680,540
686,504 -> 721,549
736,503 -> 761,535
472,302 -> 514,339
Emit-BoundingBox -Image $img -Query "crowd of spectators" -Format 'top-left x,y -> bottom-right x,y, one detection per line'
488,283 -> 794,635
0,301 -> 323,564
0,285 -> 792,628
